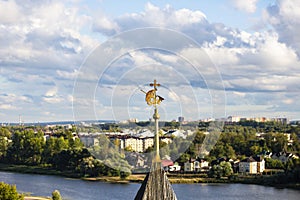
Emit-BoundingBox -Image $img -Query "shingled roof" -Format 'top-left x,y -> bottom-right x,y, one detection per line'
134,161 -> 177,200
240,157 -> 257,163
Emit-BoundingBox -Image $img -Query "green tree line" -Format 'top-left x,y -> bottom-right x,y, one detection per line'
0,127 -> 130,178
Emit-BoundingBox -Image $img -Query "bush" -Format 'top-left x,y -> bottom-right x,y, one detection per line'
0,182 -> 24,200
52,190 -> 62,200
120,170 -> 131,179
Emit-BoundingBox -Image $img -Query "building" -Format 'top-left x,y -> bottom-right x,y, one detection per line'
253,156 -> 265,173
160,136 -> 172,145
272,152 -> 299,162
178,116 -> 184,123
143,137 -> 154,151
79,135 -> 99,147
169,163 -> 181,172
162,159 -> 174,171
271,117 -> 289,124
183,159 -> 209,172
239,157 -> 257,174
123,137 -> 143,152
184,161 -> 194,172
227,116 -> 240,123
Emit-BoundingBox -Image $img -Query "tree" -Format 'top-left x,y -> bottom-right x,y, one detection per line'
42,137 -> 57,164
0,127 -> 11,138
249,145 -> 262,156
69,138 -> 83,149
176,153 -> 190,163
52,190 -> 62,200
0,182 -> 24,200
0,137 -> 8,160
273,134 -> 288,152
265,158 -> 284,169
54,137 -> 69,153
209,161 -> 233,178
209,143 -> 236,159
220,161 -> 233,177
6,131 -> 24,164
6,130 -> 45,165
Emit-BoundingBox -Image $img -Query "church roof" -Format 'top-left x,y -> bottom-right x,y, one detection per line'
134,161 -> 177,200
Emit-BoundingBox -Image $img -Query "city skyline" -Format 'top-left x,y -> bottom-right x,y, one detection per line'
1,0 -> 300,123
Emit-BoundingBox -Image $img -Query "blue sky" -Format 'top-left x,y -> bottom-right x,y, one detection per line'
1,0 -> 300,123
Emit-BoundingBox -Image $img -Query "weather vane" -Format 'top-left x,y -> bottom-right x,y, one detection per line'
141,80 -> 164,106
141,79 -> 164,161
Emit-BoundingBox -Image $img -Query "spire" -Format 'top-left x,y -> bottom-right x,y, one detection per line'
134,162 -> 177,200
135,80 -> 177,200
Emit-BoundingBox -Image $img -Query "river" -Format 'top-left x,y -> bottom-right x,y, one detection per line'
1,171 -> 300,200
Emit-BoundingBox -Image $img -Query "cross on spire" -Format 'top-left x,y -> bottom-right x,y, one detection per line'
150,79 -> 160,90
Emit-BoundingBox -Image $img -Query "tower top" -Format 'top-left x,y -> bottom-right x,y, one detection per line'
145,80 -> 164,106
150,79 -> 160,90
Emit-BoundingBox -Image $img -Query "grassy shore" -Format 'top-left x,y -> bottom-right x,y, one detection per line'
83,173 -> 300,190
0,163 -> 82,178
83,174 -> 244,184
0,163 -> 63,176
24,196 -> 51,200
1,163 -> 299,190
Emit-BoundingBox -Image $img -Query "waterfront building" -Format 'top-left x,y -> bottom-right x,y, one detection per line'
184,159 -> 209,172
253,156 -> 265,173
184,161 -> 194,172
239,157 -> 257,174
168,163 -> 181,172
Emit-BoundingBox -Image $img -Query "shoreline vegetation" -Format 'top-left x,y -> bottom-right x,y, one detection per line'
82,174 -> 300,190
1,164 -> 300,191
1,121 -> 300,199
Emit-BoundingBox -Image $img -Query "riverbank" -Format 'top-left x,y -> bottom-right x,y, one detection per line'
83,173 -> 300,190
1,163 -> 299,190
2,170 -> 300,200
82,174 -> 230,184
24,196 -> 50,200
0,164 -> 63,176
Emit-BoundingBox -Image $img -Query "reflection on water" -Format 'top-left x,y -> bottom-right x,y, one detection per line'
1,171 -> 300,200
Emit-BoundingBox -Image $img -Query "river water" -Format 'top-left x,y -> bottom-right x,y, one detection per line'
1,171 -> 300,200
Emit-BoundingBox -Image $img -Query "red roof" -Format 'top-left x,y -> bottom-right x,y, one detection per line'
161,159 -> 174,167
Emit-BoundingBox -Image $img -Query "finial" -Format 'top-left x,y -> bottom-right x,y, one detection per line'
145,80 -> 164,106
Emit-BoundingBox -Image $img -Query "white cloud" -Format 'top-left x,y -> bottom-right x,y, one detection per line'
168,91 -> 180,102
43,87 -> 64,104
231,0 -> 258,13
45,87 -> 58,97
0,1 -> 97,72
43,96 -> 64,104
232,91 -> 246,98
265,0 -> 300,56
93,14 -> 119,35
56,69 -> 79,79
0,93 -> 32,104
283,99 -> 294,105
0,0 -> 21,24
238,33 -> 299,71
94,3 -> 208,39
1,1 -> 300,121
0,104 -> 18,110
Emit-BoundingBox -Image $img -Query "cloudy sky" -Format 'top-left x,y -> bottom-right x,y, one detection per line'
1,0 -> 300,123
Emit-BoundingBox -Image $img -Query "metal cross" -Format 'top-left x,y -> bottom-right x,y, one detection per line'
150,79 -> 160,90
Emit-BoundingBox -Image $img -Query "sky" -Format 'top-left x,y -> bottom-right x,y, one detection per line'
1,0 -> 300,123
